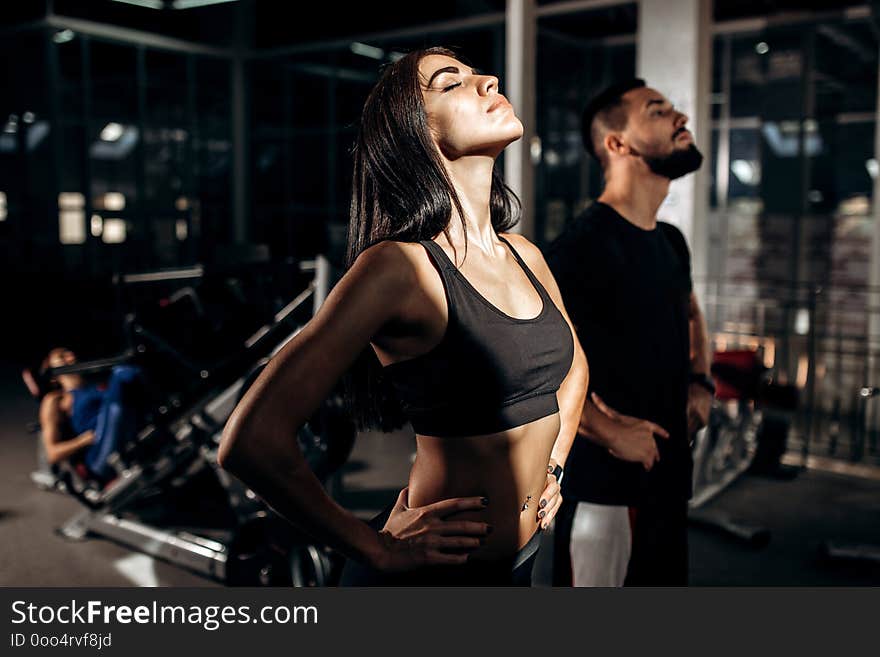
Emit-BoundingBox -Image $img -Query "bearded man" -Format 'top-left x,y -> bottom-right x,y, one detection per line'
546,79 -> 715,586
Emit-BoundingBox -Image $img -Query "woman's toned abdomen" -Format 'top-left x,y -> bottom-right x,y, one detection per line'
406,413 -> 560,561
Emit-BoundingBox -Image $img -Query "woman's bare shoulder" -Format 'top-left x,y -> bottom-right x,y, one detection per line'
352,239 -> 427,265
499,233 -> 571,310
499,233 -> 546,267
500,231 -> 537,248
349,240 -> 436,288
341,240 -> 447,332
39,390 -> 65,417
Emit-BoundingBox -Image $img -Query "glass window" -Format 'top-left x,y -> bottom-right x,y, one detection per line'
195,57 -> 232,250
810,19 -> 877,216
56,32 -> 84,122
0,29 -> 52,267
728,125 -> 762,210
90,40 -> 138,122
145,49 -> 190,126
253,26 -> 506,261
536,4 -> 638,244
708,16 -> 878,427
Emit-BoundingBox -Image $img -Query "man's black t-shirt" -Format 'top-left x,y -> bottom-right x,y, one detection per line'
546,201 -> 693,505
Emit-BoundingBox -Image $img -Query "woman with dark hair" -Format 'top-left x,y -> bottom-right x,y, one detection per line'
218,47 -> 588,586
24,347 -> 144,484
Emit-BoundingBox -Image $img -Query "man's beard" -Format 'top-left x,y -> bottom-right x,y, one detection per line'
642,143 -> 704,180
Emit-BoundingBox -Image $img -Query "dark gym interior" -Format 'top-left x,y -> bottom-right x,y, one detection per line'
2,0 -> 879,587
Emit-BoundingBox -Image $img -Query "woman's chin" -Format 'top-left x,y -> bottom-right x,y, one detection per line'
450,128 -> 525,159
493,122 -> 525,150
501,128 -> 525,151
495,117 -> 524,143
484,118 -> 525,149
511,117 -> 525,138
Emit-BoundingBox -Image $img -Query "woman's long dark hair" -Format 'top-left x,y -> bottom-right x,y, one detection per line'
345,46 -> 521,431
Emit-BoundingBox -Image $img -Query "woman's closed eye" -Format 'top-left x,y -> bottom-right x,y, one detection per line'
442,81 -> 462,92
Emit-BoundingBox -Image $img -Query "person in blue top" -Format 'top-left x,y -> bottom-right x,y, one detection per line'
26,348 -> 144,484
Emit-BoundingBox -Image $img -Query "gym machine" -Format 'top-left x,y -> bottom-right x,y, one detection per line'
31,256 -> 356,585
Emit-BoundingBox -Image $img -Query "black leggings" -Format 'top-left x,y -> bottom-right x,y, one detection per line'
339,503 -> 541,586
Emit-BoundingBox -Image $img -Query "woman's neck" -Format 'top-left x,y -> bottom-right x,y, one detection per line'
441,154 -> 498,252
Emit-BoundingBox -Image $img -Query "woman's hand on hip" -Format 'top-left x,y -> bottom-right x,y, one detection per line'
537,464 -> 562,530
373,487 -> 492,573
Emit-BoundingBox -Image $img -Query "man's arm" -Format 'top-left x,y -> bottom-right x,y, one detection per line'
661,221 -> 712,434
689,292 -> 711,375
578,393 -> 670,471
687,292 -> 713,434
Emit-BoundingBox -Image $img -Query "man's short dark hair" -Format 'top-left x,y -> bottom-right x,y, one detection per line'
581,78 -> 646,164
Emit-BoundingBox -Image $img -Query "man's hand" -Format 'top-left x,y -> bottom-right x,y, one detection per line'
687,383 -> 712,435
591,393 -> 670,471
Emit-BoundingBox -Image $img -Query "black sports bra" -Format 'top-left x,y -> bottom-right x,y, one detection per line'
382,236 -> 574,437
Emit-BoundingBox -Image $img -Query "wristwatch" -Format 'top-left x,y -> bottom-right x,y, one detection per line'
689,372 -> 716,396
550,463 -> 564,485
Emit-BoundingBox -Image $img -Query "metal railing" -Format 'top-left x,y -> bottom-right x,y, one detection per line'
698,277 -> 880,466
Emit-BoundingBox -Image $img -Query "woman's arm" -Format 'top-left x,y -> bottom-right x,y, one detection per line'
504,234 -> 589,468
219,242 -> 414,568
503,234 -> 589,528
39,394 -> 95,465
218,242 -> 488,571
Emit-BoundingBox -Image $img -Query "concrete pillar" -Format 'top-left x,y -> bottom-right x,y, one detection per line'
313,254 -> 332,315
637,0 -> 712,289
505,0 -> 536,238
